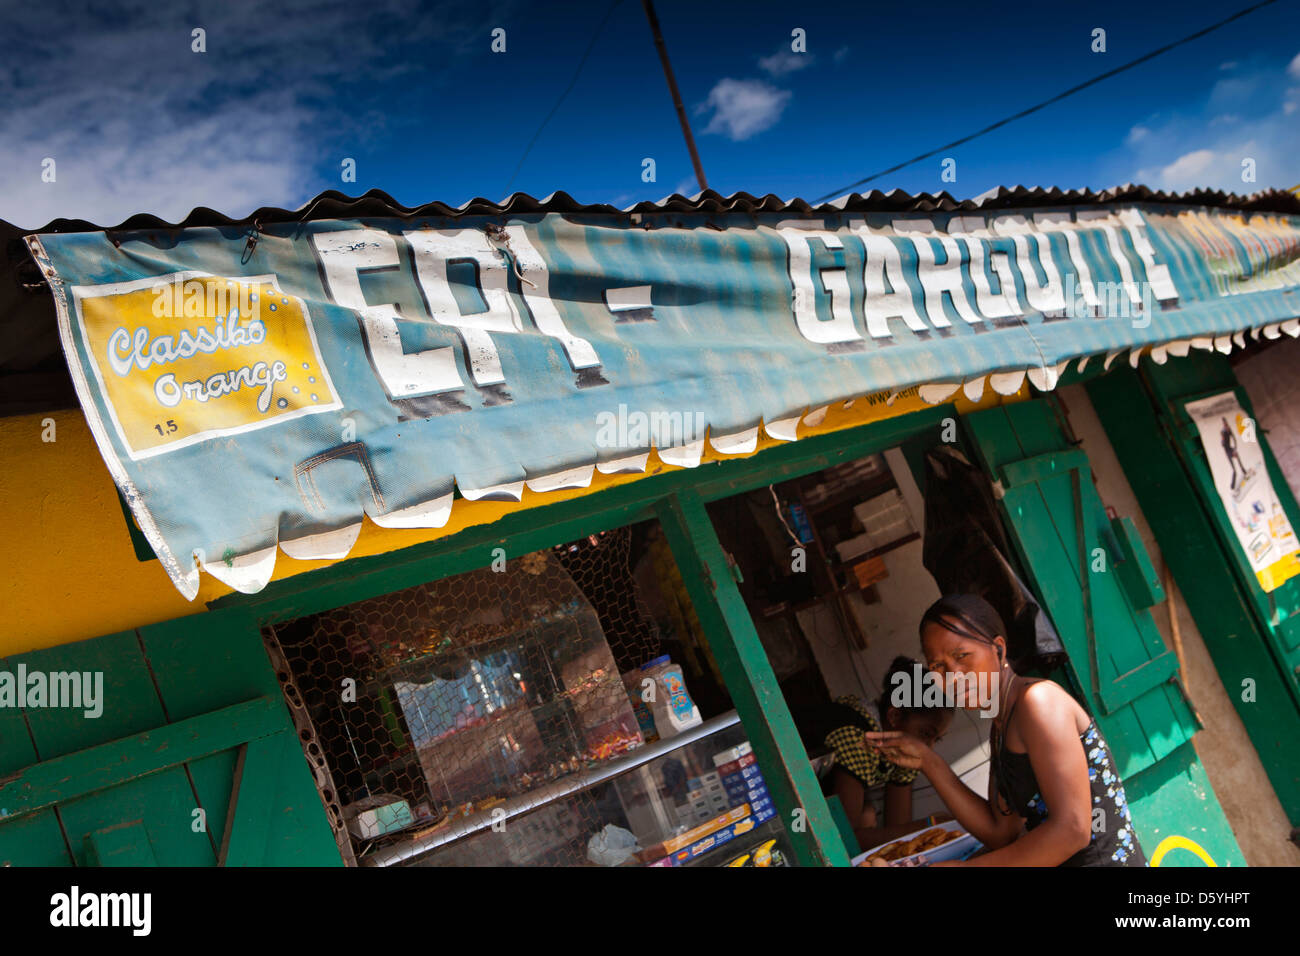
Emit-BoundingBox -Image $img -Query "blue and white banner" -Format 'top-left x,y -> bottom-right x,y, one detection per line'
29,203 -> 1300,597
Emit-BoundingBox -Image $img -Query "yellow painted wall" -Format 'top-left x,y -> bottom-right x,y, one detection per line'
0,385 -> 1018,657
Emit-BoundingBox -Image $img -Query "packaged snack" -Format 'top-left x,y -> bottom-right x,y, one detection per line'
641,656 -> 702,737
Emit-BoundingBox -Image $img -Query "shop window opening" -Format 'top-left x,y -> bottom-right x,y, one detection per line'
700,436 -> 1067,862
262,519 -> 796,867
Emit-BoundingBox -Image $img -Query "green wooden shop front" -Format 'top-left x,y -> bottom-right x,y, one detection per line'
6,350 -> 1297,867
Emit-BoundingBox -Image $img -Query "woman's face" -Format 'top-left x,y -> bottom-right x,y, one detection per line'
921,616 -> 1005,711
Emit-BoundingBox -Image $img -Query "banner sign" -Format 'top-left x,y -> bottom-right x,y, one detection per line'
29,204 -> 1300,597
1186,392 -> 1300,592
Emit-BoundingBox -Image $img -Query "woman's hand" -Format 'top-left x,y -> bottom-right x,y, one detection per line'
863,730 -> 932,771
927,859 -> 964,868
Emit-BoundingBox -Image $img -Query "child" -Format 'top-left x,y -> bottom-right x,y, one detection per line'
821,656 -> 954,852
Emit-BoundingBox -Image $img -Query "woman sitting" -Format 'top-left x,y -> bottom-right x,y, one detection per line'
866,594 -> 1146,867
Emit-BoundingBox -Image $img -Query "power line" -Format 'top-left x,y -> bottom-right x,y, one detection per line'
502,0 -> 626,198
812,0 -> 1281,203
641,0 -> 709,191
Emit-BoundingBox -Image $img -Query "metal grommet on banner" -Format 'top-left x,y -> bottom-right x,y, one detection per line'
484,222 -> 538,289
241,218 -> 264,265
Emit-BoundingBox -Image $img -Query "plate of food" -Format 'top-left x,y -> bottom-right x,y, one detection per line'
852,820 -> 980,867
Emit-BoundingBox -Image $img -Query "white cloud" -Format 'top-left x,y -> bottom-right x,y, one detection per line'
758,48 -> 813,77
673,176 -> 700,196
698,79 -> 792,141
833,46 -> 849,65
1123,54 -> 1300,192
1144,148 -> 1218,189
0,0 -> 508,229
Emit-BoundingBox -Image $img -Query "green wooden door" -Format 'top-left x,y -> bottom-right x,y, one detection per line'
0,611 -> 342,866
963,397 -> 1243,866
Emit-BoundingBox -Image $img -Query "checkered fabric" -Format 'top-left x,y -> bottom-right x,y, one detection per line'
823,695 -> 919,787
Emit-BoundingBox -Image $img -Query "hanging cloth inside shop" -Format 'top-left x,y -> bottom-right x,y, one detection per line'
920,445 -> 1065,669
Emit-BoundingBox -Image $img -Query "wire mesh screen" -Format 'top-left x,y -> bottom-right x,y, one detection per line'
263,525 -> 669,865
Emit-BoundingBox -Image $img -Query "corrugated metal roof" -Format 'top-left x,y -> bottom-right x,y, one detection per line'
5,183 -> 1300,237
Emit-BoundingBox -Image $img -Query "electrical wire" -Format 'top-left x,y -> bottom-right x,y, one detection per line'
502,0 -> 626,197
769,484 -> 803,547
812,0 -> 1281,203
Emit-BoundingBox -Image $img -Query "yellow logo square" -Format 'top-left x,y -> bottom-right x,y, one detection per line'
73,273 -> 341,459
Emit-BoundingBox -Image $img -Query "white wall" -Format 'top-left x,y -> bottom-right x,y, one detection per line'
799,449 -> 992,820
1234,337 -> 1300,505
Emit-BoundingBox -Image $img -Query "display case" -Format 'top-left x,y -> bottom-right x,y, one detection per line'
365,711 -> 794,867
265,531 -> 796,867
266,549 -> 646,863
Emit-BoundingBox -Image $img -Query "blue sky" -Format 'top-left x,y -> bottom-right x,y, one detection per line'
1,0 -> 1297,228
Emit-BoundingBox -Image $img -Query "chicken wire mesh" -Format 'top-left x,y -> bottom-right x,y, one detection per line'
263,523 -> 672,866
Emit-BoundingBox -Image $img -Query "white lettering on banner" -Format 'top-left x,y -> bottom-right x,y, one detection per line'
1077,209 -> 1145,306
949,215 -> 1020,319
501,225 -> 601,369
1035,211 -> 1101,309
778,226 -> 861,344
311,229 -> 467,400
894,218 -> 980,327
106,311 -> 267,376
858,227 -> 929,338
154,360 -> 288,413
314,227 -> 606,400
775,212 -> 1187,346
407,228 -> 523,386
990,214 -> 1067,314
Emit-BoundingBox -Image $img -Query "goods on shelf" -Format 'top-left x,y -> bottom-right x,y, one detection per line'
641,655 -> 702,738
622,669 -> 660,742
714,742 -> 772,815
724,838 -> 786,868
344,795 -> 414,840
752,838 -> 786,867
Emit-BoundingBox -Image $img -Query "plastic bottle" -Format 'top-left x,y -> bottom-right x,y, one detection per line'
641,655 -> 702,737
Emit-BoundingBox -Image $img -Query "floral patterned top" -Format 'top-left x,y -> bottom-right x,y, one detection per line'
990,690 -> 1147,867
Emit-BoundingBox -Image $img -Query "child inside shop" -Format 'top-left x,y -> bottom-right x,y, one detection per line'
820,656 -> 955,853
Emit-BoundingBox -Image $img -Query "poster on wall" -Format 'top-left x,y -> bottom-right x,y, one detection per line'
1186,392 -> 1300,592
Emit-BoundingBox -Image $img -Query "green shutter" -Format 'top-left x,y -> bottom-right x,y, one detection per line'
965,400 -> 1197,778
0,614 -> 342,866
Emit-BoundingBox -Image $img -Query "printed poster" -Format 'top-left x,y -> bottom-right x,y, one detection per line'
1186,392 -> 1300,592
